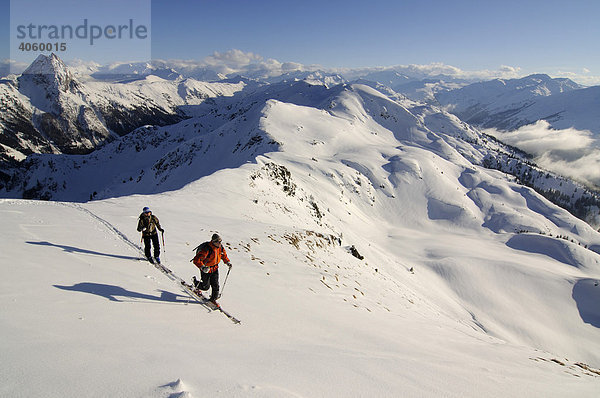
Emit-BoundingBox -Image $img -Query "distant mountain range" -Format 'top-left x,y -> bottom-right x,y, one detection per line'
1,54 -> 599,228
58,57 -> 600,137
435,74 -> 600,135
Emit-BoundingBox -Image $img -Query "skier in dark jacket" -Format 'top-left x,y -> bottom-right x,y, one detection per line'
137,206 -> 164,264
192,233 -> 232,306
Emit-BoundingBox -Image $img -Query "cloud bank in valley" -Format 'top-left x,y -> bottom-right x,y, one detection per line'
486,121 -> 600,188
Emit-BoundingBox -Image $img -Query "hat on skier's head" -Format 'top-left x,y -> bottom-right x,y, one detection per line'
143,206 -> 151,213
211,233 -> 222,243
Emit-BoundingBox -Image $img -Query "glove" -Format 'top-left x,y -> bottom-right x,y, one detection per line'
159,228 -> 164,233
200,265 -> 210,273
226,262 -> 232,269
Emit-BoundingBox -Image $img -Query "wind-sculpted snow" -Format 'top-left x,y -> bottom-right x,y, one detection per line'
506,234 -> 594,269
5,77 -> 600,348
4,78 -> 598,227
426,198 -> 466,222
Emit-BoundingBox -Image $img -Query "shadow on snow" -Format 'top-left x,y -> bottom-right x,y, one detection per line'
572,278 -> 600,328
53,282 -> 192,304
26,240 -> 140,261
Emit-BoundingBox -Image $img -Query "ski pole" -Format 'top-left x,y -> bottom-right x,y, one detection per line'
218,266 -> 231,299
161,231 -> 165,253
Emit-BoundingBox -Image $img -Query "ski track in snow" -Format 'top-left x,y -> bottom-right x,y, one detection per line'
60,201 -> 144,254
58,201 -> 240,321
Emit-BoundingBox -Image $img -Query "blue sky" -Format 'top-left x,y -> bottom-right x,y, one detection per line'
150,0 -> 599,72
2,0 -> 600,83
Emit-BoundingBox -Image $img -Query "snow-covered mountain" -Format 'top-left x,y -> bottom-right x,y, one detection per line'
0,54 -> 248,169
354,70 -> 470,102
87,60 -> 224,82
2,77 -> 600,396
481,85 -> 600,134
55,56 -> 482,103
5,75 -> 599,227
433,74 -> 600,190
435,74 -> 587,131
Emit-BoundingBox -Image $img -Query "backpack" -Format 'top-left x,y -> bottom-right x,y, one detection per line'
191,241 -> 212,264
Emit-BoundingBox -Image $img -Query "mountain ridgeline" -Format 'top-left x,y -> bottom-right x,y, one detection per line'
1,54 -> 599,229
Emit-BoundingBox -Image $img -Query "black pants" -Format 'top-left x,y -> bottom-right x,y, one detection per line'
143,234 -> 160,259
196,270 -> 219,301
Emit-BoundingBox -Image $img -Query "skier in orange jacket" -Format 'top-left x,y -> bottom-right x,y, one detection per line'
192,233 -> 232,305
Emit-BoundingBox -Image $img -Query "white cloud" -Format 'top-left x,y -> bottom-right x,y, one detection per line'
13,48 -> 600,85
485,121 -> 600,188
202,49 -> 262,72
0,59 -> 30,76
66,59 -> 102,76
281,61 -> 305,72
566,74 -> 600,86
194,50 -> 307,77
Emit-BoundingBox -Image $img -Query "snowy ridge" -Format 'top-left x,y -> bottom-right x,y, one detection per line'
489,85 -> 600,133
4,79 -> 600,226
413,74 -> 600,191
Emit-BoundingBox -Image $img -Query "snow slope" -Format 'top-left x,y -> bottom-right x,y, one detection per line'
2,81 -> 600,396
2,180 -> 599,397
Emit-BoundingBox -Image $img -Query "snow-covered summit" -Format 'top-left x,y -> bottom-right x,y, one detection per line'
20,53 -> 76,90
17,53 -> 82,111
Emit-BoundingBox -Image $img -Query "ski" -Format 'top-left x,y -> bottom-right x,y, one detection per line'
179,280 -> 213,307
180,280 -> 241,324
152,262 -> 206,304
215,307 -> 241,324
151,261 -> 241,324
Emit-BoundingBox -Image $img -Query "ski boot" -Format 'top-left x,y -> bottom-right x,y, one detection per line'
192,276 -> 203,295
209,299 -> 220,309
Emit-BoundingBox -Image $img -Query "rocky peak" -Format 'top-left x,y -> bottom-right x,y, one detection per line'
19,53 -> 80,95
